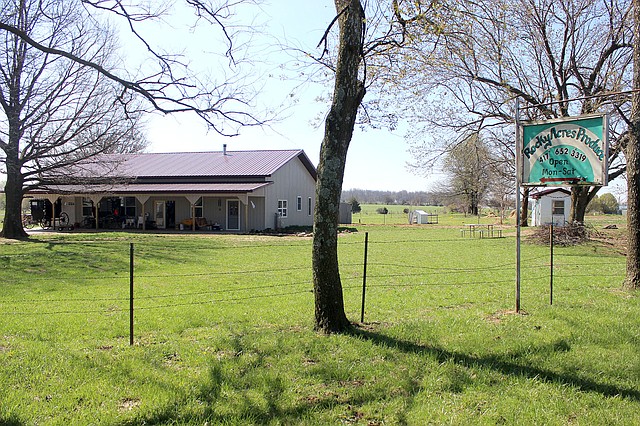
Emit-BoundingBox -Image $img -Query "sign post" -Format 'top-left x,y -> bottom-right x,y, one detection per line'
515,113 -> 609,312
515,99 -> 522,313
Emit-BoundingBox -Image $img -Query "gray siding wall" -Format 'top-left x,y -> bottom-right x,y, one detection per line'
264,156 -> 316,229
175,198 -> 191,225
248,196 -> 265,231
202,197 -> 226,228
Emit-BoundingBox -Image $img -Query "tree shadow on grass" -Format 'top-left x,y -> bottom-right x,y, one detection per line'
0,414 -> 25,426
113,325 -> 639,425
117,335 -> 306,425
126,333 -> 381,425
347,326 -> 640,402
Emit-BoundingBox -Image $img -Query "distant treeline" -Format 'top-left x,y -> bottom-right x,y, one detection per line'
341,189 -> 445,206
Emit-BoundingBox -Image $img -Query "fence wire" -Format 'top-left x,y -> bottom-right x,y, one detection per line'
0,234 -> 627,318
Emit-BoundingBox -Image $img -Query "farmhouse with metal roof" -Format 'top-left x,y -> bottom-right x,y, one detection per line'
27,148 -> 317,232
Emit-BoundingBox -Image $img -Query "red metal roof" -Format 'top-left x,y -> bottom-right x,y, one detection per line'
34,182 -> 272,195
530,188 -> 572,199
78,149 -> 316,179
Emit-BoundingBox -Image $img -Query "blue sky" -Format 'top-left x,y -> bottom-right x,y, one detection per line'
143,1 -> 439,192
4,1 -> 624,199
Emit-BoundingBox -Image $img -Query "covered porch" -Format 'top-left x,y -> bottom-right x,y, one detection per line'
26,183 -> 269,233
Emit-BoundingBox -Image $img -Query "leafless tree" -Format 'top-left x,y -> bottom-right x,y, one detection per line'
390,0 -> 632,224
0,0 -> 148,239
440,134 -> 494,216
312,0 -> 366,333
0,0 -> 267,134
0,0 -> 267,239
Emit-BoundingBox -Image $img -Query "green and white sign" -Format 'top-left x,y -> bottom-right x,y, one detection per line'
519,114 -> 608,186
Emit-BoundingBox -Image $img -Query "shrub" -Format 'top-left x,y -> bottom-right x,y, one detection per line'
599,193 -> 619,214
348,197 -> 361,213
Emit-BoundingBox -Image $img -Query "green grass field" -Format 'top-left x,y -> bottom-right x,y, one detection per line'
0,218 -> 638,424
353,204 -> 515,226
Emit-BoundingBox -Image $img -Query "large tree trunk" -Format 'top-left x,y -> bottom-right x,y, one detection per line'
312,0 -> 365,333
1,126 -> 28,239
569,186 -> 599,224
469,191 -> 479,216
625,0 -> 640,290
1,180 -> 27,240
519,187 -> 530,227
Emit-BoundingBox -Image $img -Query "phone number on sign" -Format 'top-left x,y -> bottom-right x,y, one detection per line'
538,148 -> 586,164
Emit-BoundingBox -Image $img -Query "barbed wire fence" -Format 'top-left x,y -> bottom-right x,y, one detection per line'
0,231 -> 626,344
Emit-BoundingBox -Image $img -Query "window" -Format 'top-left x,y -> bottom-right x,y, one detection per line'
278,200 -> 288,217
552,199 -> 565,215
123,197 -> 136,217
308,197 -> 312,216
297,196 -> 302,211
194,197 -> 203,218
82,198 -> 94,216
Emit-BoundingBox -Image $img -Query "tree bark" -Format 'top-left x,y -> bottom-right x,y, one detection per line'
1,150 -> 28,239
569,186 -> 599,224
625,0 -> 640,289
312,0 -> 365,333
519,187 -> 530,227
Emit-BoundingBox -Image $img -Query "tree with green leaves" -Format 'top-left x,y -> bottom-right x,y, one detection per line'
348,197 -> 362,213
600,193 -> 620,214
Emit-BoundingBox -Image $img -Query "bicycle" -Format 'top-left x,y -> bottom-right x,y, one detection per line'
81,215 -> 96,228
56,212 -> 70,230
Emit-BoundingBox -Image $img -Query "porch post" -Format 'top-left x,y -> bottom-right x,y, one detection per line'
136,195 -> 151,231
88,195 -> 102,230
45,195 -> 59,227
245,201 -> 249,232
184,195 -> 201,231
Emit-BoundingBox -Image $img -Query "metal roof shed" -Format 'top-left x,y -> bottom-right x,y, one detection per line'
411,210 -> 431,224
530,188 -> 571,226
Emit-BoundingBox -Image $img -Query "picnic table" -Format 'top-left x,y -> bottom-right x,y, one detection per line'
461,223 -> 502,238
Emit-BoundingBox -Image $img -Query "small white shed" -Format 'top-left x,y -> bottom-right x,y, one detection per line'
410,210 -> 431,224
531,188 -> 571,226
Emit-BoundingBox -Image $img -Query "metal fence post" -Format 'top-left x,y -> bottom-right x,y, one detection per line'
130,242 -> 134,346
360,232 -> 369,323
550,223 -> 554,305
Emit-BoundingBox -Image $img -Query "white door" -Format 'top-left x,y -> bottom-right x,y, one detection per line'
155,201 -> 165,229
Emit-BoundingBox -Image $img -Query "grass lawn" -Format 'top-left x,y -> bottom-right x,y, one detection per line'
0,220 -> 638,425
353,204 -> 514,226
